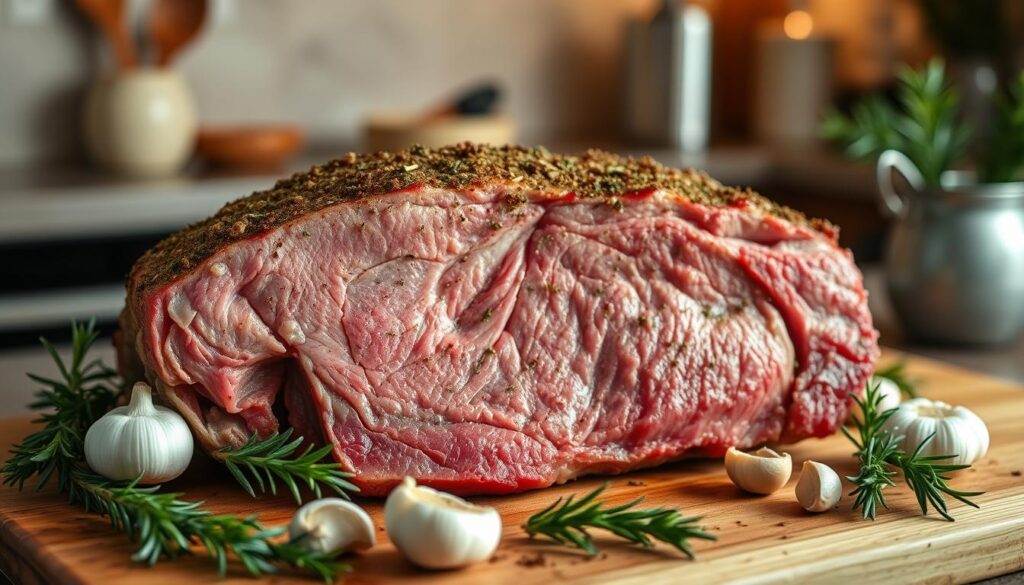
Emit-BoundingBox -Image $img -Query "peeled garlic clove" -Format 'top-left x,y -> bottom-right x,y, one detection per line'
883,398 -> 989,466
847,376 -> 901,424
84,382 -> 193,484
289,498 -> 375,554
385,476 -> 502,569
795,461 -> 842,512
725,446 -> 792,495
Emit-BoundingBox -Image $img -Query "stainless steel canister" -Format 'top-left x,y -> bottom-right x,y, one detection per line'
878,150 -> 1024,344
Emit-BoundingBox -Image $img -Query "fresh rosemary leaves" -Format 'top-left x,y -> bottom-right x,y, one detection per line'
821,58 -> 969,186
0,321 -> 347,581
73,470 -> 344,579
523,482 -> 715,557
2,321 -> 118,495
982,72 -> 1024,183
214,429 -> 358,504
843,382 -> 982,521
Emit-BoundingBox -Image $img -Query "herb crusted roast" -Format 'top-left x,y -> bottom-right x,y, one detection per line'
116,144 -> 878,495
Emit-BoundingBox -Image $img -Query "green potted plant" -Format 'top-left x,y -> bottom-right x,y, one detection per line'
822,60 -> 1024,345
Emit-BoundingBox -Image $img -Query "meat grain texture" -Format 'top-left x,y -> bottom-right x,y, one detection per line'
117,144 -> 879,495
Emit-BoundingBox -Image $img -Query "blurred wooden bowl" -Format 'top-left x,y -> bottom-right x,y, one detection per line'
363,113 -> 514,152
196,126 -> 304,169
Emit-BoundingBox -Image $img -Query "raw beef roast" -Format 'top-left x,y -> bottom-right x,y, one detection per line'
116,144 -> 878,495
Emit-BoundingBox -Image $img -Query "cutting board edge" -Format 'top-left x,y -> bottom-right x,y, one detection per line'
588,493 -> 1024,585
0,506 -> 85,585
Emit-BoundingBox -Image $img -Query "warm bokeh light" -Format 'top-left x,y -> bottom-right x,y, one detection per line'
783,10 -> 814,40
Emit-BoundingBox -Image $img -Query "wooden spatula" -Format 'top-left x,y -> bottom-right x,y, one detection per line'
149,0 -> 207,67
73,0 -> 136,69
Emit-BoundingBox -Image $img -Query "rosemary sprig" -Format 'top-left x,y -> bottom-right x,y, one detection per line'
821,58 -> 969,186
0,321 -> 348,581
72,470 -> 346,580
983,72 -> 1024,183
843,382 -> 982,521
820,96 -> 903,161
843,427 -> 901,520
874,361 -> 919,399
2,320 -> 118,494
842,382 -> 898,455
523,483 -> 715,558
213,429 -> 358,504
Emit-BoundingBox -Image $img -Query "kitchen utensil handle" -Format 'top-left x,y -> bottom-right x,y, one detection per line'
876,150 -> 924,218
112,28 -> 137,68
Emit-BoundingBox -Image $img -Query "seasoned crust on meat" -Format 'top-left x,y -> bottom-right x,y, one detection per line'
129,143 -> 826,293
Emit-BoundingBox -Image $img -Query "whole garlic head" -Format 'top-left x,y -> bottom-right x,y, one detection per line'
385,477 -> 502,569
289,498 -> 375,554
795,461 -> 842,512
848,376 -> 902,423
883,398 -> 989,466
85,382 -> 193,484
724,446 -> 792,495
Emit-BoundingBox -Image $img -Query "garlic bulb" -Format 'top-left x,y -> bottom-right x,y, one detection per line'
724,446 -> 792,495
882,398 -> 989,466
795,461 -> 842,512
384,476 -> 502,569
848,376 -> 902,423
289,498 -> 375,554
84,382 -> 193,484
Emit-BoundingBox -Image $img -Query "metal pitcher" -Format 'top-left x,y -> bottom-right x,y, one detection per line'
877,150 -> 1024,345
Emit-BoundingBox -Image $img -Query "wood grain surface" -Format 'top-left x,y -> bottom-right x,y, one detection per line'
1,350 -> 1023,585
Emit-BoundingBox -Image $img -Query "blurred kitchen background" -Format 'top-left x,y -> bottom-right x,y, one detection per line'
2,0 -> 1024,413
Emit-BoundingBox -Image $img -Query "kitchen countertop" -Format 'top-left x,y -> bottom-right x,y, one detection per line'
0,163 -> 282,244
0,144 -> 877,245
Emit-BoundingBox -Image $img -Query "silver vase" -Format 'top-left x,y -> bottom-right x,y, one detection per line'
877,150 -> 1024,345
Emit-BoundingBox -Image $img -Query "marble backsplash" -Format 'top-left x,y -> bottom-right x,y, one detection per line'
0,0 -> 649,166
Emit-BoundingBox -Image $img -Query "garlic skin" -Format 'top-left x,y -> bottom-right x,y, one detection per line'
848,376 -> 902,423
882,398 -> 989,466
84,382 -> 193,484
724,446 -> 792,495
795,461 -> 842,512
289,498 -> 375,555
384,476 -> 502,569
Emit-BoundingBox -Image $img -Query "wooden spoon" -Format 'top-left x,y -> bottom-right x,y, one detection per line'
74,0 -> 136,69
149,0 -> 207,67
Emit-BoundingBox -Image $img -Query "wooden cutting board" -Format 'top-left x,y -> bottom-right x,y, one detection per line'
2,350 -> 1023,585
